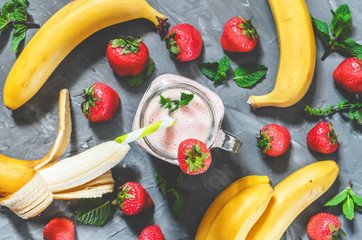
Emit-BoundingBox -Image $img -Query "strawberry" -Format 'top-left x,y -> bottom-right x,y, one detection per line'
43,217 -> 74,240
256,124 -> 291,157
114,182 -> 153,215
106,36 -> 149,77
221,16 -> 258,52
333,57 -> 362,94
138,225 -> 165,240
307,122 -> 339,154
307,213 -> 346,240
164,23 -> 203,62
81,83 -> 119,122
178,138 -> 212,175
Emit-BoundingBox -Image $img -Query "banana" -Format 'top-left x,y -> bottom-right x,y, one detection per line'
247,0 -> 316,108
195,175 -> 270,240
246,161 -> 339,240
3,0 -> 167,110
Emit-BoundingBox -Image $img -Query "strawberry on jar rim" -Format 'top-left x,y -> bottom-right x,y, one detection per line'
307,213 -> 346,240
81,83 -> 119,122
106,36 -> 149,77
256,124 -> 291,157
138,225 -> 165,240
307,122 -> 339,154
164,23 -> 203,62
113,182 -> 153,216
43,217 -> 75,240
221,16 -> 258,53
333,57 -> 362,94
178,138 -> 212,175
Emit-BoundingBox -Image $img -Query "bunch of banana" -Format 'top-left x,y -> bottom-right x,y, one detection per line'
0,90 -> 130,219
248,0 -> 316,108
196,161 -> 339,240
3,0 -> 167,110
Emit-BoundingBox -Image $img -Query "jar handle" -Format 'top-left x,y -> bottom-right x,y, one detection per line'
212,129 -> 242,153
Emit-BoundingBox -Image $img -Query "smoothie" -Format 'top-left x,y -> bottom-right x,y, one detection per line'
142,88 -> 213,158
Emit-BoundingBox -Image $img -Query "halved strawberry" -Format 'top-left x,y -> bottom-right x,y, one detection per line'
178,139 -> 212,175
43,217 -> 74,240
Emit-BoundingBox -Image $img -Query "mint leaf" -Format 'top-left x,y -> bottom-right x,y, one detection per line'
218,55 -> 231,72
350,190 -> 362,207
74,198 -> 113,226
11,24 -> 26,53
0,16 -> 8,30
180,92 -> 194,106
200,55 -> 231,85
233,63 -> 267,88
156,173 -> 167,199
9,5 -> 27,22
126,58 -> 155,87
310,15 -> 333,47
330,4 -> 351,39
324,189 -> 348,207
200,62 -> 218,79
333,38 -> 362,59
343,194 -> 354,220
168,188 -> 185,218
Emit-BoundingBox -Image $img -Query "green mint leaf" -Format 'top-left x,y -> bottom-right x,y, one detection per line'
350,190 -> 362,207
330,4 -> 351,39
214,71 -> 225,85
156,173 -> 168,199
11,24 -> 26,53
343,194 -> 354,220
200,62 -> 218,80
233,63 -> 267,88
9,5 -> 27,22
310,15 -> 333,47
159,94 -> 172,108
349,104 -> 362,125
324,189 -> 348,207
333,38 -> 362,59
218,55 -> 231,72
176,172 -> 185,187
170,189 -> 186,218
0,16 -> 9,30
126,59 -> 155,87
179,92 -> 194,106
74,198 -> 113,226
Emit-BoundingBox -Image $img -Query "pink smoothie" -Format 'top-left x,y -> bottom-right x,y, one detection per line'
143,88 -> 213,158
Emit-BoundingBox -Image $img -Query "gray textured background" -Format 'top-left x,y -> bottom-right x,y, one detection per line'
0,0 -> 362,239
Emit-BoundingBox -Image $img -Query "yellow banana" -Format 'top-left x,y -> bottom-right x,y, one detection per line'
248,0 -> 316,108
3,0 -> 167,109
196,175 -> 270,240
246,161 -> 339,240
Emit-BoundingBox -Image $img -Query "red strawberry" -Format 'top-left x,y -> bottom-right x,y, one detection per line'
307,122 -> 339,154
178,138 -> 212,175
114,182 -> 153,215
164,23 -> 203,62
81,83 -> 119,122
256,124 -> 291,157
333,57 -> 362,94
107,36 -> 149,77
138,225 -> 165,240
43,217 -> 74,240
307,213 -> 346,240
221,16 -> 258,52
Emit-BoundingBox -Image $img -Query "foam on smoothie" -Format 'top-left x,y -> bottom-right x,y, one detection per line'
144,88 -> 212,157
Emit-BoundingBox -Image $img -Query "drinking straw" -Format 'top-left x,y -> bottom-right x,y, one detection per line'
115,118 -> 176,145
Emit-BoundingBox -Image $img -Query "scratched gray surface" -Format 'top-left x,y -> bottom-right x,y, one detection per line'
0,0 -> 362,239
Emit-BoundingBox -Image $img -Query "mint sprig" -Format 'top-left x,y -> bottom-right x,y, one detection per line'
305,98 -> 362,125
156,172 -> 186,217
126,58 -> 155,87
74,198 -> 113,226
233,63 -> 267,88
324,180 -> 362,220
159,92 -> 194,113
0,0 -> 40,53
311,4 -> 362,60
200,55 -> 231,85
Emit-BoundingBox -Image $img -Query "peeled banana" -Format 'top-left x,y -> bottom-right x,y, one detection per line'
196,176 -> 273,240
246,161 -> 339,239
248,0 -> 316,108
3,0 -> 167,110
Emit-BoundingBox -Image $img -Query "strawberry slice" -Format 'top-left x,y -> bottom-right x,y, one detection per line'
43,217 -> 74,240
